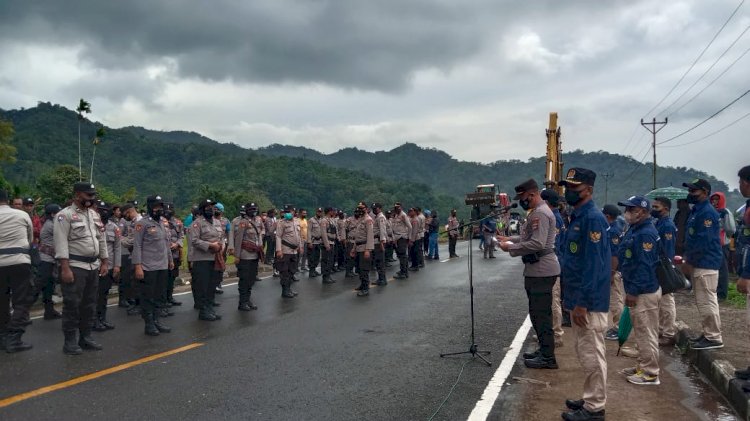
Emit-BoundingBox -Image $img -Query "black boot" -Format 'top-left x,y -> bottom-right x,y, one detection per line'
281,288 -> 295,298
357,288 -> 369,297
92,318 -> 108,332
153,314 -> 171,333
523,355 -> 558,369
322,275 -> 336,284
198,306 -> 219,321
99,307 -> 114,330
4,331 -> 33,353
118,297 -> 130,308
561,408 -> 605,420
44,301 -> 62,320
309,270 -> 320,277
78,331 -> 103,351
63,331 -> 83,355
144,313 -> 160,336
168,296 -> 182,306
127,305 -> 141,316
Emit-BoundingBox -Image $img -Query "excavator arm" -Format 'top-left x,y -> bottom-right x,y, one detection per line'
544,112 -> 564,195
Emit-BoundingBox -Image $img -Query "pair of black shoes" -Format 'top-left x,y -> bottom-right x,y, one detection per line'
522,349 -> 558,369
394,272 -> 409,279
93,319 -> 115,332
238,301 -> 258,311
562,400 -> 605,420
281,289 -> 299,299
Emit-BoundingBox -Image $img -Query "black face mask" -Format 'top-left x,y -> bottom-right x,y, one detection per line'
564,190 -> 583,206
164,210 -> 174,219
519,199 -> 531,211
150,209 -> 164,220
99,210 -> 110,220
650,209 -> 663,219
247,210 -> 258,217
214,210 -> 221,217
203,209 -> 214,220
686,193 -> 700,205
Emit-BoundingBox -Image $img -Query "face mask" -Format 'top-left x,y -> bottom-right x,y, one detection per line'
624,210 -> 637,225
686,194 -> 700,205
214,210 -> 221,217
248,210 -> 258,217
519,199 -> 531,211
150,209 -> 164,220
164,210 -> 174,219
99,210 -> 110,220
203,209 -> 214,220
284,212 -> 293,220
81,199 -> 95,208
650,209 -> 662,219
564,190 -> 582,206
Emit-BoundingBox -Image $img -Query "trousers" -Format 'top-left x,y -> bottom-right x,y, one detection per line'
0,264 -> 33,334
525,276 -> 557,358
61,267 -> 98,333
572,311 -> 608,412
693,268 -> 722,342
237,258 -> 259,303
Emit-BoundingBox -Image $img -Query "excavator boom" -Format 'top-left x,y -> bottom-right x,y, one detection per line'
544,112 -> 564,195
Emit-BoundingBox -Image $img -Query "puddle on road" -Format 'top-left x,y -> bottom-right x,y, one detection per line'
663,348 -> 739,420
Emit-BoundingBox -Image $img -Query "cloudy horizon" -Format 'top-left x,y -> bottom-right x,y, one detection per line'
1,0 -> 748,185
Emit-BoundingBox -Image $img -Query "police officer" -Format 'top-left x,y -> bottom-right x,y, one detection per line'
651,197 -> 678,347
191,199 -> 225,321
344,210 -> 358,277
602,204 -> 626,342
391,203 -> 412,279
384,210 -> 395,264
682,178 -> 724,350
371,203 -> 388,286
93,201 -> 121,332
298,208 -> 309,273
264,209 -> 277,268
54,182 -> 109,355
307,208 -> 324,277
164,202 -> 184,307
351,202 -> 375,296
499,179 -> 560,369
481,209 -> 497,259
276,204 -> 302,298
321,207 -> 337,284
214,203 -> 230,295
733,165 -> 750,383
117,203 -> 136,310
229,202 -> 265,310
335,210 -> 347,271
542,189 -> 567,343
132,195 -> 173,336
447,209 -> 460,258
0,189 -> 34,353
617,196 -> 661,386
37,203 -> 63,320
557,168 -> 610,421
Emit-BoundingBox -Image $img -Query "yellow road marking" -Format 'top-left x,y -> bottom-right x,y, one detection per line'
0,342 -> 203,409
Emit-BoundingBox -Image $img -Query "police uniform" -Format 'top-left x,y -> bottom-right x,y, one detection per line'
391,205 -> 412,279
321,208 -> 337,284
93,202 -> 121,331
682,179 -> 723,348
307,211 -> 324,277
191,200 -> 225,321
263,211 -> 277,265
54,182 -> 109,355
344,214 -> 358,277
351,204 -> 375,296
385,213 -> 396,263
275,205 -> 302,298
416,209 -> 426,267
617,196 -> 661,382
542,188 -> 567,341
603,205 -> 626,337
447,212 -> 460,258
558,169 -> 610,418
336,213 -> 347,270
119,209 -> 142,314
654,212 -> 678,343
298,213 -> 309,272
505,180 -> 560,368
132,195 -> 173,335
0,194 -> 34,352
165,203 -> 184,307
371,204 -> 388,286
229,203 -> 265,310
37,206 -> 63,320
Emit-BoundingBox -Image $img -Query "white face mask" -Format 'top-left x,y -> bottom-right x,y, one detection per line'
624,209 -> 641,225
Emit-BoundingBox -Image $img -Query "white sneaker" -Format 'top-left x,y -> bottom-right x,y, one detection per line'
627,371 -> 660,385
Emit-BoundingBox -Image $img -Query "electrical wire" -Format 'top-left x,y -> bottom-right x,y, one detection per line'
667,42 -> 750,118
624,143 -> 654,180
660,23 -> 750,117
640,0 -> 745,120
657,88 -> 750,145
426,359 -> 471,421
660,110 -> 750,148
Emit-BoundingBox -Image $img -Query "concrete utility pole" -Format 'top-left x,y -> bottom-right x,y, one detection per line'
601,172 -> 613,204
640,118 -> 668,190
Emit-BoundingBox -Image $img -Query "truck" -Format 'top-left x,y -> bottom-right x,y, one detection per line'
467,184 -> 511,237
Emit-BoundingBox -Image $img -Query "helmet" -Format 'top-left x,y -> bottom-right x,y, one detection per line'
215,202 -> 225,212
44,203 -> 62,215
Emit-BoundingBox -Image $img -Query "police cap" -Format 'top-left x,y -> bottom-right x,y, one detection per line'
73,182 -> 97,194
540,189 -> 561,206
513,179 -> 539,200
602,204 -> 621,217
146,195 -> 164,208
559,168 -> 596,187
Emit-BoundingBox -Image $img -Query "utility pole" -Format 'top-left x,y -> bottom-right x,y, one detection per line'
601,172 -> 613,204
640,117 -> 668,190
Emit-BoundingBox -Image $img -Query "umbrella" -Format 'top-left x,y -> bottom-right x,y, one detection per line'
616,306 -> 633,356
645,186 -> 688,200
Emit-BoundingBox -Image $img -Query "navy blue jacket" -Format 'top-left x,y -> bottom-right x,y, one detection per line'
619,219 -> 660,296
684,199 -> 722,270
561,200 -> 611,312
738,200 -> 750,278
654,215 -> 677,260
552,208 -> 566,258
608,218 -> 625,258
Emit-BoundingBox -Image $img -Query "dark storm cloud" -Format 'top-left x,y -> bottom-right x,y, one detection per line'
0,0 -> 519,92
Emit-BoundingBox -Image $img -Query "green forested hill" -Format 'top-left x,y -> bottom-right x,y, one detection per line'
0,102 -> 743,219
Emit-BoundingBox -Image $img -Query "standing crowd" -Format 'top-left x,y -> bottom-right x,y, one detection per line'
0,182 -> 463,354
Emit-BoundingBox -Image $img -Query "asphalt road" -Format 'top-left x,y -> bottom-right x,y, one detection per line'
0,241 -> 530,421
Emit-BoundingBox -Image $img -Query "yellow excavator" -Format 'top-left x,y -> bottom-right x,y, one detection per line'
544,112 -> 564,195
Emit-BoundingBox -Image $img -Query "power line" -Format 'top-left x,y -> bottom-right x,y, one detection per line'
641,0 -> 745,119
661,110 -> 750,148
625,143 -> 654,180
667,42 -> 750,118
660,22 -> 750,117
657,88 -> 750,145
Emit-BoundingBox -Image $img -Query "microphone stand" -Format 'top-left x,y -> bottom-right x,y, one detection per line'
439,214 -> 500,366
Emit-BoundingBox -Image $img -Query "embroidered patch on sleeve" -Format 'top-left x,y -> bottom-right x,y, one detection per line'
589,231 -> 602,243
704,219 -> 713,228
642,242 -> 654,252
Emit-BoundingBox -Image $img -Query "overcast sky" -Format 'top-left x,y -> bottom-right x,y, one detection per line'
0,0 -> 748,186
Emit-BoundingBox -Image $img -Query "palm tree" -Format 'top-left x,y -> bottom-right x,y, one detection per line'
89,126 -> 105,183
76,99 -> 91,181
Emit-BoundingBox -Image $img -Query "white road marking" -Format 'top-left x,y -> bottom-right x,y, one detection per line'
466,315 -> 532,421
440,258 -> 451,263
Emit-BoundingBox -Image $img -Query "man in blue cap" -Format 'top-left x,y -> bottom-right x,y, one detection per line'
617,196 -> 661,386
558,168 -> 610,421
682,178 -> 723,350
650,197 -> 678,347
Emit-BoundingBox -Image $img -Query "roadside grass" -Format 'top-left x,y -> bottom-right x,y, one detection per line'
727,274 -> 747,309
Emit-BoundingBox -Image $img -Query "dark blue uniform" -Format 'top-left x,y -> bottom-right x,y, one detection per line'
654,216 -> 677,260
552,208 -> 566,258
619,220 -> 660,296
684,200 -> 722,270
561,200 -> 611,312
738,202 -> 750,278
608,218 -> 625,259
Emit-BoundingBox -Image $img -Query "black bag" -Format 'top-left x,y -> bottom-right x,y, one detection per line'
655,249 -> 690,294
